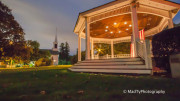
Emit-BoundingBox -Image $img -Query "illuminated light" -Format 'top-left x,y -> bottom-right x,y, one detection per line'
124,22 -> 127,24
105,29 -> 108,32
98,49 -> 101,52
106,26 -> 109,28
118,31 -> 121,33
126,28 -> 129,31
129,25 -> 132,27
9,41 -> 13,45
114,22 -> 117,25
110,31 -> 113,34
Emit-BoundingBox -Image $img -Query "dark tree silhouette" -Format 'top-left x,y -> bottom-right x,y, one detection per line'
152,26 -> 180,73
28,40 -> 40,61
64,42 -> 70,61
59,42 -> 70,64
0,1 -> 30,63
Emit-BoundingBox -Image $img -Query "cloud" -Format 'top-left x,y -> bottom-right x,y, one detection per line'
1,0 -> 180,55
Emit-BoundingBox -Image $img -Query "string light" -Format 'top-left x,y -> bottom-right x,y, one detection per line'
106,26 -> 109,28
124,22 -> 127,24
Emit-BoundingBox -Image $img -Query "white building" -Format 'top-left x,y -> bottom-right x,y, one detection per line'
51,34 -> 59,65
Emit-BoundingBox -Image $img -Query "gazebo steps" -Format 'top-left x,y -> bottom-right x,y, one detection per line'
75,61 -> 144,66
71,65 -> 146,69
69,68 -> 152,74
80,58 -> 141,63
69,58 -> 152,74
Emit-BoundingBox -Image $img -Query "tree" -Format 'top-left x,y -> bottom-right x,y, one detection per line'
70,50 -> 78,65
28,40 -> 51,61
94,43 -> 111,56
64,42 -> 70,61
0,1 -> 31,65
70,49 -> 85,64
152,26 -> 180,74
59,42 -> 71,65
38,50 -> 51,59
114,42 -> 131,54
59,43 -> 65,61
93,42 -> 130,56
28,40 -> 40,61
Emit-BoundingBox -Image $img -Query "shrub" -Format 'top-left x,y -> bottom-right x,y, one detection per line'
35,58 -> 43,67
152,26 -> 180,73
35,58 -> 52,67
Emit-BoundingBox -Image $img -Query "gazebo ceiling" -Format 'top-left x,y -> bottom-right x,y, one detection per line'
84,13 -> 163,39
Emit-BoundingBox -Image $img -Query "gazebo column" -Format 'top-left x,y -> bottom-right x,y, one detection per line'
85,17 -> 90,60
131,3 -> 140,57
111,40 -> 114,58
78,33 -> 81,62
168,11 -> 174,29
91,39 -> 94,59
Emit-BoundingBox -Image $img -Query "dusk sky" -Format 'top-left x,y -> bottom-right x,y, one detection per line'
1,0 -> 180,55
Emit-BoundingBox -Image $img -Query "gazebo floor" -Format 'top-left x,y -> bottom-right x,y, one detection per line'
69,58 -> 152,75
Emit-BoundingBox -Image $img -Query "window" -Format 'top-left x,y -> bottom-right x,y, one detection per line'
55,44 -> 57,48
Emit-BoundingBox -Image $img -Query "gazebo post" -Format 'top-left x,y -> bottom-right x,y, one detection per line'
78,33 -> 81,62
130,2 -> 140,57
91,39 -> 94,59
168,11 -> 174,29
111,40 -> 114,58
85,17 -> 91,60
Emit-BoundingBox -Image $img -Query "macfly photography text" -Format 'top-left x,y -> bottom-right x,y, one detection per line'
123,89 -> 166,94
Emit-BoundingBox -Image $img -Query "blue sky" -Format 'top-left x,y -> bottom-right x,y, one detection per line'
1,0 -> 180,55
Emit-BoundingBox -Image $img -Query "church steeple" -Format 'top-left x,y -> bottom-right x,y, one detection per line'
52,28 -> 58,51
55,33 -> 57,43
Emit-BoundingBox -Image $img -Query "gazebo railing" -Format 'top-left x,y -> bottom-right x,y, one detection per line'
93,54 -> 130,59
94,54 -> 99,59
137,40 -> 146,60
136,40 -> 152,69
114,54 -> 131,58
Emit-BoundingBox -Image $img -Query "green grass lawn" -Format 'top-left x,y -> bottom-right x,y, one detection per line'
0,66 -> 180,101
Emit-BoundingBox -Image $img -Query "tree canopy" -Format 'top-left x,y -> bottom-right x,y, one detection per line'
28,40 -> 40,61
94,42 -> 130,56
0,1 -> 31,62
59,42 -> 70,64
152,26 -> 180,73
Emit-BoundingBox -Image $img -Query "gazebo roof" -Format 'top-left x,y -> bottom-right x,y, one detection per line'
74,0 -> 180,40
